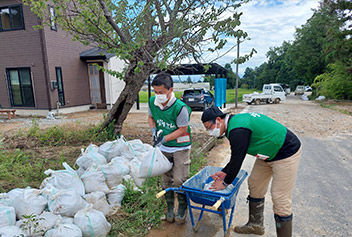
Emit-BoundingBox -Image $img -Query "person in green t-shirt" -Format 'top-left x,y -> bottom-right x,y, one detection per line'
201,106 -> 301,237
148,72 -> 192,224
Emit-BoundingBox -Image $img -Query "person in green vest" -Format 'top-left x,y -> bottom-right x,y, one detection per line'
201,106 -> 301,237
148,72 -> 192,224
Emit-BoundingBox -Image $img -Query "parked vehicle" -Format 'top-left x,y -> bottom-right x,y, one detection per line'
181,88 -> 214,111
279,83 -> 291,96
305,86 -> 312,92
294,85 -> 305,95
242,84 -> 286,105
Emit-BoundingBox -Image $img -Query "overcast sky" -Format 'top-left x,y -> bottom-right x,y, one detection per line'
213,0 -> 321,76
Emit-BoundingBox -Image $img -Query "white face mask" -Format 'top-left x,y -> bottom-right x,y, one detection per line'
208,121 -> 221,137
155,93 -> 168,104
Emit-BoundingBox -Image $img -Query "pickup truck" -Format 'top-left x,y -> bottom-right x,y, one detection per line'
243,83 -> 286,105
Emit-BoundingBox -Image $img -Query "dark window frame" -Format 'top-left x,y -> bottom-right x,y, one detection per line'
48,5 -> 57,31
0,4 -> 25,32
6,67 -> 35,107
55,67 -> 65,106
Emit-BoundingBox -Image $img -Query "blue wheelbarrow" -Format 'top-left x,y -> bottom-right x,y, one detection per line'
156,166 -> 248,236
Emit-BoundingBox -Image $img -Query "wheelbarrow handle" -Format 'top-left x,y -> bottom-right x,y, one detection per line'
211,197 -> 225,210
155,188 -> 179,199
156,190 -> 166,198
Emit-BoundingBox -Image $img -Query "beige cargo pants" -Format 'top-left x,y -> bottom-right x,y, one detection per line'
248,148 -> 301,216
162,149 -> 191,188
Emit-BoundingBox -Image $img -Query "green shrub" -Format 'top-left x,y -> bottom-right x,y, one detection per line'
313,61 -> 352,100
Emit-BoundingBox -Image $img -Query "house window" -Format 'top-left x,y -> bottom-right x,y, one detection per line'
0,4 -> 24,31
49,5 -> 56,31
56,67 -> 65,106
7,68 -> 35,107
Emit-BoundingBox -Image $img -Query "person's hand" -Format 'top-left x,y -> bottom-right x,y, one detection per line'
209,180 -> 227,191
151,127 -> 157,141
210,171 -> 226,182
153,136 -> 166,147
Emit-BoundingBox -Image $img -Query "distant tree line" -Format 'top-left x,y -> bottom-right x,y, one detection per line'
237,0 -> 352,100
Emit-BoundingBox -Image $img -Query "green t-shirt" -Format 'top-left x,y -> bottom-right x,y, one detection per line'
149,97 -> 192,147
227,113 -> 287,160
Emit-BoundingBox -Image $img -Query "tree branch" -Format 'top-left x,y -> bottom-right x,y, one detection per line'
97,0 -> 129,44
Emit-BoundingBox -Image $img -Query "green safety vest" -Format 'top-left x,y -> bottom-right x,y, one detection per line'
149,97 -> 192,147
227,113 -> 287,160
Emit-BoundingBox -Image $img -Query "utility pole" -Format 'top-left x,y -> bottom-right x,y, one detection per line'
235,37 -> 240,108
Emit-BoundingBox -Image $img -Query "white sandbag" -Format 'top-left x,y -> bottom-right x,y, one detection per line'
40,162 -> 85,196
76,151 -> 107,170
45,222 -> 82,237
81,166 -> 110,194
139,147 -> 173,178
98,137 -> 128,162
0,188 -> 25,207
37,211 -> 61,233
11,188 -> 47,219
0,205 -> 16,227
74,205 -> 111,237
107,184 -> 126,208
101,162 -> 123,189
48,189 -> 89,217
129,158 -> 145,187
110,157 -> 130,175
81,144 -> 99,155
0,225 -> 25,237
128,139 -> 148,153
83,192 -> 110,217
61,216 -> 74,224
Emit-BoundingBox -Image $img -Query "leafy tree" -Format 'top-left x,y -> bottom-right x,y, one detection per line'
313,61 -> 352,99
25,0 -> 251,133
203,75 -> 215,90
186,76 -> 192,84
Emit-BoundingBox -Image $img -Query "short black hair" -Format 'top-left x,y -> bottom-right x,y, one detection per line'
152,72 -> 173,89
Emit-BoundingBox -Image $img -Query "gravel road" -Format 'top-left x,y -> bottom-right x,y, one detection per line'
148,95 -> 352,237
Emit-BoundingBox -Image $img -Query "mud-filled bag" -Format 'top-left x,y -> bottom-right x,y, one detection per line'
44,221 -> 82,237
139,147 -> 172,178
0,205 -> 16,227
73,205 -> 111,237
83,191 -> 110,217
81,166 -> 110,194
76,151 -> 107,170
40,162 -> 85,196
98,137 -> 128,162
11,188 -> 48,219
47,188 -> 89,217
0,225 -> 25,237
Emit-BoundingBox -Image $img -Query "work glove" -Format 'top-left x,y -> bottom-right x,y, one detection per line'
153,130 -> 165,147
151,127 -> 157,141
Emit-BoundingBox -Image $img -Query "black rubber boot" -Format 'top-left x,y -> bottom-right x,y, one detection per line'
275,214 -> 292,237
234,196 -> 265,235
175,193 -> 188,224
165,191 -> 175,223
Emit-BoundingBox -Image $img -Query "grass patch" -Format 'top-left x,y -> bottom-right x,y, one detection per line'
318,101 -> 352,115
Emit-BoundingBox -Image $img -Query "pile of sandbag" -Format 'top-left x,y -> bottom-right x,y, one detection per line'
0,136 -> 172,236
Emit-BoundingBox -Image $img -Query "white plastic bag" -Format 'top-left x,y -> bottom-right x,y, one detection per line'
0,225 -> 25,237
98,138 -> 128,162
0,205 -> 16,227
83,192 -> 110,217
37,211 -> 61,233
81,166 -> 110,194
44,222 -> 82,237
11,188 -> 48,219
40,162 -> 85,196
107,184 -> 126,208
73,205 -> 111,237
48,189 -> 89,217
76,151 -> 107,170
139,147 -> 173,178
129,158 -> 145,187
110,157 -> 130,175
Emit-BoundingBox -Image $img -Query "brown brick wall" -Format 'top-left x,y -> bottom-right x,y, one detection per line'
0,1 -> 91,110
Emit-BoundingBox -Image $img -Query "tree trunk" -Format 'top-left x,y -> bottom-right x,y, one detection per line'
99,65 -> 152,135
